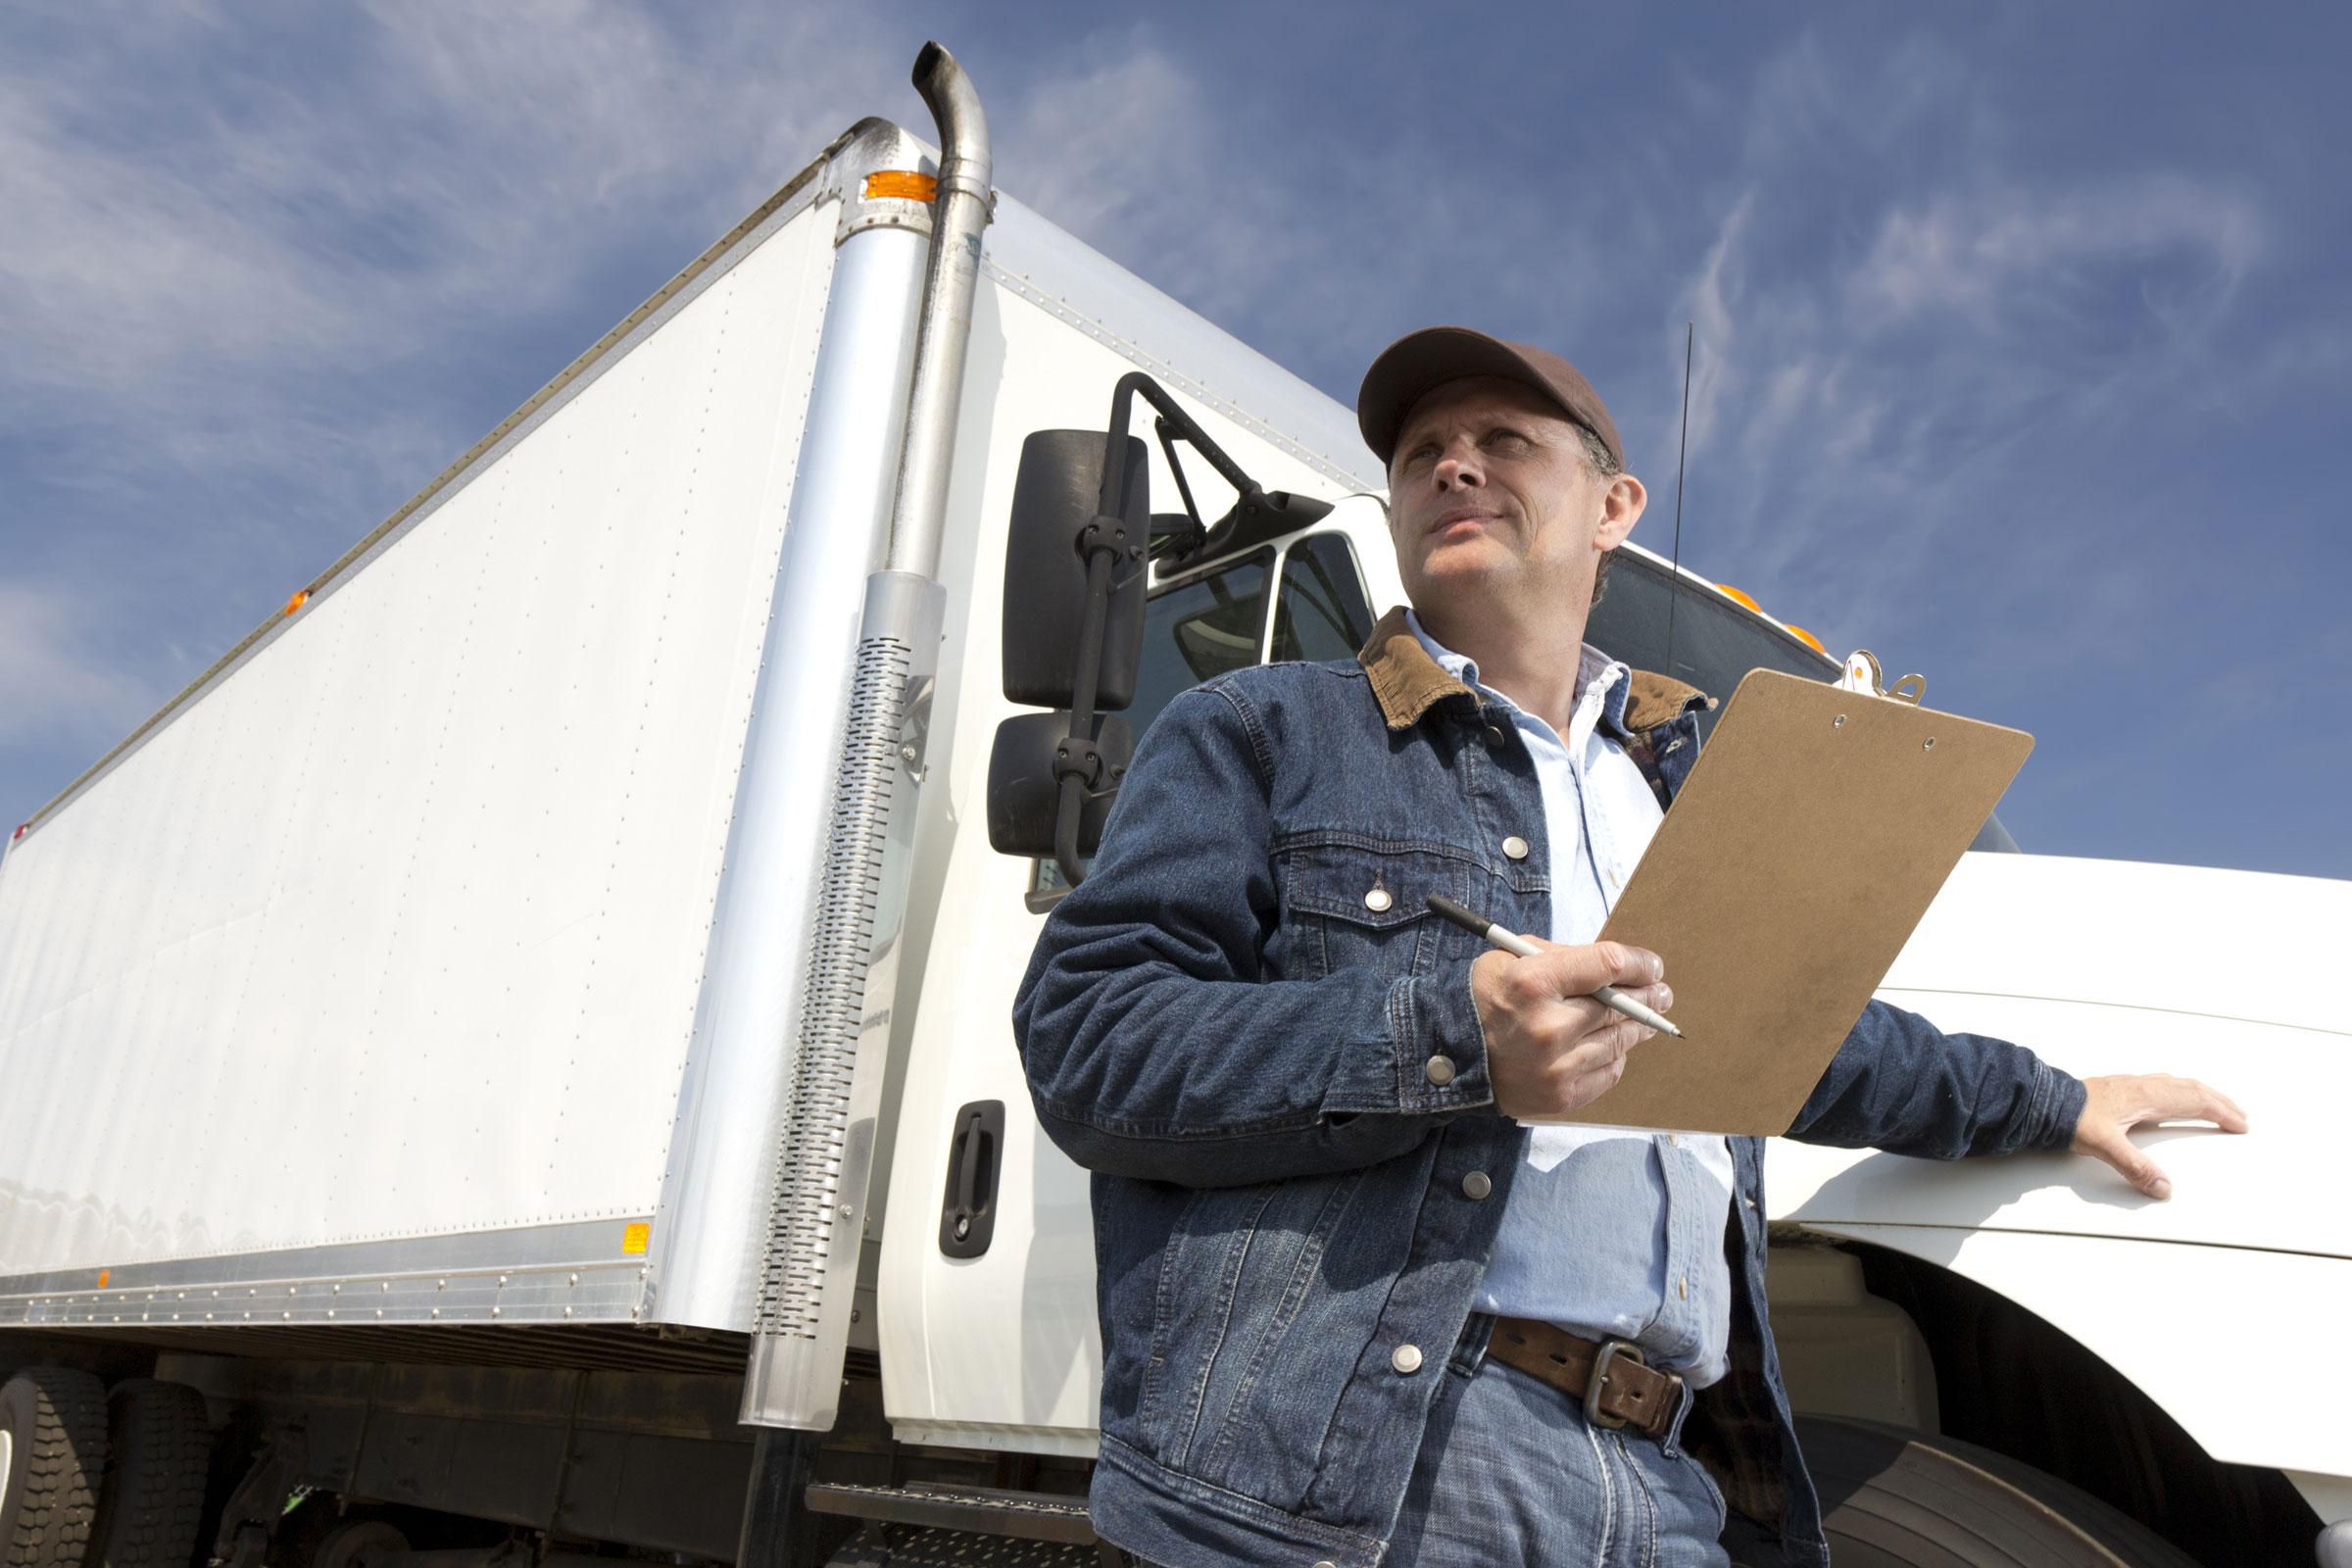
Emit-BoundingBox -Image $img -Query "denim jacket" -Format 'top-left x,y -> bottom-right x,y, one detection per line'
1014,607 -> 2088,1568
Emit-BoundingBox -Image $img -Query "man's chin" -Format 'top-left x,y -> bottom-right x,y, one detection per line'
1403,558 -> 1506,617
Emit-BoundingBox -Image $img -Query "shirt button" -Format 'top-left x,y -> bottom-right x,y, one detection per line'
1424,1054 -> 1457,1087
1460,1170 -> 1492,1200
1391,1344 -> 1424,1374
1666,1133 -> 1680,1147
1501,835 -> 1530,860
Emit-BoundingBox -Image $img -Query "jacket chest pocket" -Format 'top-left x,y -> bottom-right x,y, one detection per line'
1275,840 -> 1481,982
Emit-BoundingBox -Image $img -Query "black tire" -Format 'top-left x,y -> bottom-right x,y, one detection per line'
1797,1414 -> 2200,1567
0,1368 -> 110,1568
87,1384 -> 208,1568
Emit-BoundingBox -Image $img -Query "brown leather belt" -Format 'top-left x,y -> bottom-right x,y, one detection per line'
1485,1316 -> 1683,1441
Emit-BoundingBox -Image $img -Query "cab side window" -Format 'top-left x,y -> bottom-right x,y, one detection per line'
1124,532 -> 1378,741
1128,550 -> 1274,738
1033,533 -> 1378,902
1270,532 -> 1374,664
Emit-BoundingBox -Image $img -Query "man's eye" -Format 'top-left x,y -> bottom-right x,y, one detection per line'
1486,431 -> 1532,453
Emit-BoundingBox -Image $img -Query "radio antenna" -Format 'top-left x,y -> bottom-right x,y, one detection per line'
1663,320 -> 1693,680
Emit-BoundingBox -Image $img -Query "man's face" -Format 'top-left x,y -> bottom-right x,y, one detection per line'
1385,375 -> 1643,625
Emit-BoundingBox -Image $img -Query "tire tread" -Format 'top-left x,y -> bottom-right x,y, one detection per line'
89,1383 -> 209,1568
2,1368 -> 111,1568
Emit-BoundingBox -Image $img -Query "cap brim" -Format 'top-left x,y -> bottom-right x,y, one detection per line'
1356,327 -> 1571,465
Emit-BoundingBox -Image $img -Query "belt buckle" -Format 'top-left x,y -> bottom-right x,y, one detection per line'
1584,1338 -> 1644,1431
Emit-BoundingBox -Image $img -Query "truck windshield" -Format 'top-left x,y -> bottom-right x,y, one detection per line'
1586,551 -> 2020,853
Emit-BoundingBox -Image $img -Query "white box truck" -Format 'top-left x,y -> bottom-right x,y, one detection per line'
1,43 -> 2344,1568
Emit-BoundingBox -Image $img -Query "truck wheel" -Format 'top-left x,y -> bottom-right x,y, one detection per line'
87,1384 -> 209,1568
1796,1414 -> 2198,1567
1,1368 -> 110,1568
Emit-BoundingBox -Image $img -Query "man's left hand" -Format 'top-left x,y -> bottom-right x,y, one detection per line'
2070,1074 -> 2249,1200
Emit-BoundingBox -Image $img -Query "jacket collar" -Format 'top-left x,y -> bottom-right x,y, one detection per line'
1356,605 -> 1711,741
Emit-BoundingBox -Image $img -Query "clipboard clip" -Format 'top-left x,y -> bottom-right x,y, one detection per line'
1838,649 -> 1926,707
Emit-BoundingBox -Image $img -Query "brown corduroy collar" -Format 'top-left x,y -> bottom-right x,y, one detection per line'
1354,605 -> 1711,739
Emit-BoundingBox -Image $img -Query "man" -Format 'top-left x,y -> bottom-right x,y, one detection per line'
1013,327 -> 2244,1568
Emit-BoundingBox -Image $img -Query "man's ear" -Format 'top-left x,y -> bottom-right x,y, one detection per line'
1596,473 -> 1646,550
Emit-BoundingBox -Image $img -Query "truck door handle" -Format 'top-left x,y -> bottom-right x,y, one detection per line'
938,1100 -> 1004,1259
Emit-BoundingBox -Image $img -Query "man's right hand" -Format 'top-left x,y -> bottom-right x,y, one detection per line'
1468,938 -> 1671,1121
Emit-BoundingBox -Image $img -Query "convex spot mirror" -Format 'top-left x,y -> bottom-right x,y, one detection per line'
986,710 -> 1133,858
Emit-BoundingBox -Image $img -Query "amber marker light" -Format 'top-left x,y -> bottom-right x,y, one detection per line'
1784,623 -> 1828,655
621,1223 -> 651,1255
1715,583 -> 1762,613
97,1268 -> 111,1289
284,590 -> 310,616
863,171 -> 939,202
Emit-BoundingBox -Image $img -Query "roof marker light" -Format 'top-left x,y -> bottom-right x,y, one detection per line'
863,171 -> 938,202
1715,583 -> 1762,613
284,591 -> 309,616
1783,623 -> 1828,656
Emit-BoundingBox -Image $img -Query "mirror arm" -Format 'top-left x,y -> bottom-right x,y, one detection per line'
1052,526 -> 1125,886
1151,418 -> 1207,558
1044,371 -> 1281,884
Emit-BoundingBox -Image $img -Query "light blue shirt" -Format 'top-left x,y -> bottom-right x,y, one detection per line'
1407,611 -> 1734,1387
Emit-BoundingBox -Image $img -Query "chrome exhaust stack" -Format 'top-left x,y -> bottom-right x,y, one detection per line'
739,42 -> 995,1430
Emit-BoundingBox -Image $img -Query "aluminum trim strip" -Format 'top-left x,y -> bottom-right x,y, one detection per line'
0,1217 -> 658,1329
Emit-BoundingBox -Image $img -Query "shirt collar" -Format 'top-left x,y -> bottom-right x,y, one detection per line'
1403,608 -> 1635,741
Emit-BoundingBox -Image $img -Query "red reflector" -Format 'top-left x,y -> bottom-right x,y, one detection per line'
10,823 -> 24,841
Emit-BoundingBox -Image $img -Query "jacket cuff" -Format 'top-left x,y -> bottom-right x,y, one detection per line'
2025,1057 -> 2089,1152
1385,956 -> 1494,1114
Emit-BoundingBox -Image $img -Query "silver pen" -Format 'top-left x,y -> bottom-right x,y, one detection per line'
1424,893 -> 1687,1040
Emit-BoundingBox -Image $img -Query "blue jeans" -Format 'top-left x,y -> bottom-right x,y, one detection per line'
1378,1327 -> 1730,1568
1124,1326 -> 1731,1568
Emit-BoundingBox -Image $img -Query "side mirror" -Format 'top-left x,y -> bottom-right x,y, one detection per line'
986,710 -> 1133,858
1001,430 -> 1150,710
987,372 -> 1311,890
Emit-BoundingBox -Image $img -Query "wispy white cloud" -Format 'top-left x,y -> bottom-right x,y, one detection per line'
0,582 -> 158,760
1652,27 -> 2278,675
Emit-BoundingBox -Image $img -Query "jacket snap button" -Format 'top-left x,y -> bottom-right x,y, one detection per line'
1424,1054 -> 1456,1087
1501,835 -> 1530,860
1363,885 -> 1393,912
1391,1344 -> 1424,1374
1461,1170 -> 1492,1200
1314,1561 -> 1339,1568
1485,724 -> 1507,748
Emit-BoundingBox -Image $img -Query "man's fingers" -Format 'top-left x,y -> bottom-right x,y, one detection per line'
1519,940 -> 1664,1000
2165,1077 -> 2250,1132
2087,1073 -> 2252,1135
2082,1123 -> 2173,1200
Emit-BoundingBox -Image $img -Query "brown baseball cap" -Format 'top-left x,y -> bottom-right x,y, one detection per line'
1356,326 -> 1623,471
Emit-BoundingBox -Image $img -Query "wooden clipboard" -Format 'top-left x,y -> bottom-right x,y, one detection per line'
1560,668 -> 2034,1137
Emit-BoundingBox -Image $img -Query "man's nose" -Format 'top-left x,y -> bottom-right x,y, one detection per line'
1434,443 -> 1484,489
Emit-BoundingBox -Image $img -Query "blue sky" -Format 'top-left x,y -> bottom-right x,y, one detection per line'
3,3 -> 2347,878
